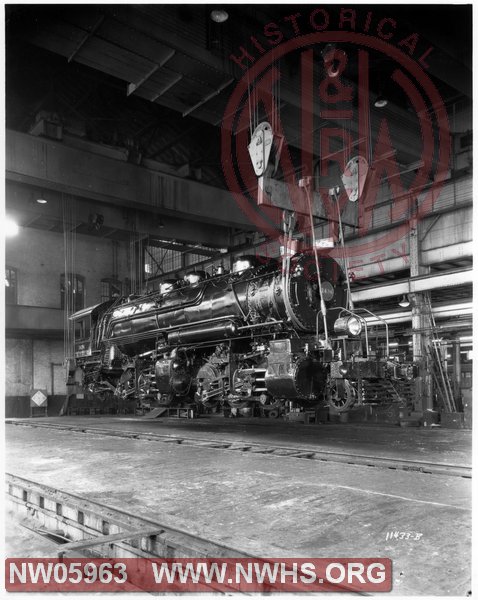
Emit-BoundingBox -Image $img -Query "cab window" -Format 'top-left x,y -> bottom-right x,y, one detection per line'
74,317 -> 91,341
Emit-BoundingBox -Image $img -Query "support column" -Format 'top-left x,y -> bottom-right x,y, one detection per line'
453,341 -> 462,400
409,214 -> 432,413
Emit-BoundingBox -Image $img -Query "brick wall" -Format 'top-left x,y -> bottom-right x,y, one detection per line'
5,339 -> 33,397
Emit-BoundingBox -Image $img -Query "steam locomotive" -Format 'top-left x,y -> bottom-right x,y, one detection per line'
69,252 -> 414,416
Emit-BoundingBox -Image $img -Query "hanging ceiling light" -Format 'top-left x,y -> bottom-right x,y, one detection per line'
374,94 -> 388,108
210,9 -> 229,23
398,294 -> 410,308
36,188 -> 47,203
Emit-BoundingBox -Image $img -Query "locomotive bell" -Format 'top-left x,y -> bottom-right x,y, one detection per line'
184,271 -> 206,285
159,279 -> 178,294
232,255 -> 257,274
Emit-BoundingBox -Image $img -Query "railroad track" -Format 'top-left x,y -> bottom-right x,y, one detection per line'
6,420 -> 471,479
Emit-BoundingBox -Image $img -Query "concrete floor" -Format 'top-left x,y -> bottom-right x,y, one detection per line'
5,416 -> 472,595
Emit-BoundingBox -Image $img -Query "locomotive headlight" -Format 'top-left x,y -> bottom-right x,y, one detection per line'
333,316 -> 363,337
109,345 -> 117,362
347,316 -> 362,336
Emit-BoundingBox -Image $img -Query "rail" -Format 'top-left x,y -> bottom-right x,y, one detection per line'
6,421 -> 471,479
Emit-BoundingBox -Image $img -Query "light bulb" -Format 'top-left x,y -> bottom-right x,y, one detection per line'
5,218 -> 20,237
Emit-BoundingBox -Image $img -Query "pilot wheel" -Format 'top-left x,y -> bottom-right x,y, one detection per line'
328,378 -> 357,413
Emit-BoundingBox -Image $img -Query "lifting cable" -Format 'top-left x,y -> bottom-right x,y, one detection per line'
333,186 -> 354,311
129,218 -> 143,296
306,79 -> 329,344
62,194 -> 77,365
281,214 -> 305,333
247,67 -> 253,137
308,68 -> 329,345
303,183 -> 329,345
129,232 -> 135,295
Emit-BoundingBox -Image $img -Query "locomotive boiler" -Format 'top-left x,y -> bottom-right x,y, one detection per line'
69,251 -> 414,416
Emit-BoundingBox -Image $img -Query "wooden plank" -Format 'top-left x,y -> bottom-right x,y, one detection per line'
134,71 -> 185,101
68,15 -> 105,63
80,37 -> 155,75
27,30 -> 80,59
58,527 -> 165,558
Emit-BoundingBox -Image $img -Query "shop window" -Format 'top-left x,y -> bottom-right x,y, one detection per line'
5,267 -> 17,305
61,273 -> 85,312
144,245 -> 182,277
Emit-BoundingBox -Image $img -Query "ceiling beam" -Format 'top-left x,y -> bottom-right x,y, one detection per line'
146,238 -> 220,256
6,180 -> 232,248
68,14 -> 105,63
107,8 -> 424,156
351,267 -> 472,302
365,301 -> 472,325
127,48 -> 176,97
6,129 -> 256,231
26,6 -> 423,162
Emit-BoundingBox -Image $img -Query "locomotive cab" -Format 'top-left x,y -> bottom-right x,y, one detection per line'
71,301 -> 114,359
73,313 -> 92,358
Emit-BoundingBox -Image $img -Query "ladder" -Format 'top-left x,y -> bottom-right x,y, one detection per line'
361,379 -> 408,408
424,294 -> 457,413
